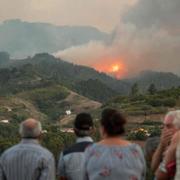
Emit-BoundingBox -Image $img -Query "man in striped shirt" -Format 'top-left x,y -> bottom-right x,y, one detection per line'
0,118 -> 55,180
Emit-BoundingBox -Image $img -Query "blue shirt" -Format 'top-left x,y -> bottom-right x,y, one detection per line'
58,136 -> 93,180
0,139 -> 55,180
84,143 -> 146,180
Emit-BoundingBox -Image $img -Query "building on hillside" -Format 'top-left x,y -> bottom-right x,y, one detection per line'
0,120 -> 9,124
42,130 -> 48,134
60,128 -> 74,133
65,110 -> 72,115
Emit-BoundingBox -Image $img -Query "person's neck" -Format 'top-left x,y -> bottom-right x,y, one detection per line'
76,136 -> 93,143
99,136 -> 130,146
21,138 -> 39,144
22,137 -> 38,139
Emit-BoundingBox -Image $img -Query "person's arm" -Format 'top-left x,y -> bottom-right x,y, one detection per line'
57,152 -> 68,180
0,163 -> 6,180
155,147 -> 175,180
155,133 -> 178,180
0,156 -> 7,180
164,132 -> 178,163
155,156 -> 170,180
151,128 -> 174,172
134,144 -> 146,180
39,154 -> 56,180
151,143 -> 166,172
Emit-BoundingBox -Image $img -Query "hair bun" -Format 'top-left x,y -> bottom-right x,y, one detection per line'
101,108 -> 126,136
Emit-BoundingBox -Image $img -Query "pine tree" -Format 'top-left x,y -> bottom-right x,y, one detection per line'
148,83 -> 157,95
131,83 -> 139,96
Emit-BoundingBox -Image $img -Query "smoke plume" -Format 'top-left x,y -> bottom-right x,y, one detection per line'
55,0 -> 180,78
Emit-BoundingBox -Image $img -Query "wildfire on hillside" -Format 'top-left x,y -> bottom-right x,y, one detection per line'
93,58 -> 127,79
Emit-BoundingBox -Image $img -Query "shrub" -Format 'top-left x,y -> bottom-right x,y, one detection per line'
162,98 -> 176,107
147,99 -> 163,107
142,119 -> 162,126
127,128 -> 150,140
148,126 -> 161,137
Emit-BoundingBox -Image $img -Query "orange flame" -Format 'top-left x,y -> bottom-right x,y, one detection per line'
93,58 -> 127,79
112,65 -> 120,72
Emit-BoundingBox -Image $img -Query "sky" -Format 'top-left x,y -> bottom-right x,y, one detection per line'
1,0 -> 180,78
0,0 -> 137,32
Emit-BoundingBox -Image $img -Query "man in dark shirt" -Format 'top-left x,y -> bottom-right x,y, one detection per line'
58,113 -> 94,180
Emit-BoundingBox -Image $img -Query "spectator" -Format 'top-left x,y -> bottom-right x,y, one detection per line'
144,136 -> 160,180
155,110 -> 180,180
84,108 -> 146,180
58,113 -> 94,180
144,136 -> 160,162
151,111 -> 178,175
0,118 -> 55,180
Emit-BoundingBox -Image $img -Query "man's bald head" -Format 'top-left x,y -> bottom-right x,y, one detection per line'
19,118 -> 42,138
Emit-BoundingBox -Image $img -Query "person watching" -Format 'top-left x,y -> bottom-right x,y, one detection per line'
83,108 -> 146,180
155,110 -> 180,180
151,111 -> 179,176
58,113 -> 94,180
0,118 -> 55,180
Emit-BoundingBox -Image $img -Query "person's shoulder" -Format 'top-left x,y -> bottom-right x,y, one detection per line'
144,136 -> 160,151
130,143 -> 143,150
63,141 -> 93,156
0,144 -> 20,160
129,143 -> 145,157
84,143 -> 102,153
171,132 -> 180,145
37,145 -> 54,157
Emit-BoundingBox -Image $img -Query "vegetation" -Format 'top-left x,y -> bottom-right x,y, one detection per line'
73,79 -> 117,102
131,83 -> 139,96
127,120 -> 162,141
19,85 -> 69,121
0,53 -> 126,101
105,87 -> 180,116
1,53 -> 180,102
148,83 -> 157,95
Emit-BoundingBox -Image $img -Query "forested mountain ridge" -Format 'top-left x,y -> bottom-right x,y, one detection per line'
0,19 -> 108,58
1,52 -> 180,102
0,52 -> 127,102
125,70 -> 180,92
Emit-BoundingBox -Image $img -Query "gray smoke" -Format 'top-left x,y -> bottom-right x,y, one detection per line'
55,0 -> 180,78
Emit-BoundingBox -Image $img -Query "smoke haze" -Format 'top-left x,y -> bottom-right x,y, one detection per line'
0,0 -> 136,32
55,0 -> 180,78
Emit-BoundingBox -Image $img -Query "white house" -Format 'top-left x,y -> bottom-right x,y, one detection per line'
65,110 -> 72,115
42,130 -> 48,134
0,120 -> 9,124
60,128 -> 74,133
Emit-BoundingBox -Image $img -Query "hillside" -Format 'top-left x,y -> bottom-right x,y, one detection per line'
0,19 -> 108,58
125,70 -> 180,92
104,87 -> 180,118
0,52 -> 129,101
59,91 -> 101,126
1,52 -> 180,102
0,85 -> 101,122
0,97 -> 47,123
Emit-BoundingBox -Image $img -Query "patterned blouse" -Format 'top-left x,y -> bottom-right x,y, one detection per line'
84,143 -> 146,180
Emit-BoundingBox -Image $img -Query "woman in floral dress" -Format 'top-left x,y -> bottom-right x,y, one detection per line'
84,108 -> 146,180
